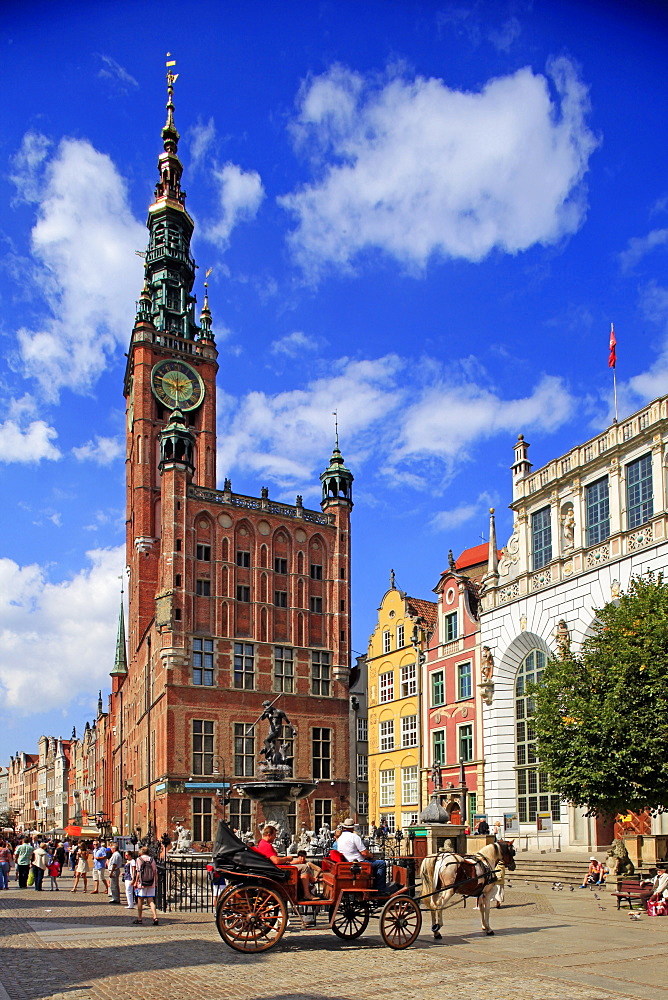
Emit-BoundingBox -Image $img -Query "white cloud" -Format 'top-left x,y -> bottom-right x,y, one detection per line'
619,228 -> 668,271
217,355 -> 402,489
217,355 -> 576,493
626,282 -> 668,401
0,546 -> 124,713
205,163 -> 265,248
11,133 -> 145,400
97,55 -> 138,91
270,331 -> 321,358
281,59 -> 598,275
72,435 -> 124,465
189,117 -> 217,168
431,502 -> 479,531
396,374 -> 575,469
0,417 -> 60,462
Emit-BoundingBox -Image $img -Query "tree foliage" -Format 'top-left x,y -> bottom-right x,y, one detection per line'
531,573 -> 668,815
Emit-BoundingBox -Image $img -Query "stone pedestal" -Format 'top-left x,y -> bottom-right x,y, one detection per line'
466,834 -> 496,853
409,823 -> 467,857
637,835 -> 668,865
623,835 -> 642,867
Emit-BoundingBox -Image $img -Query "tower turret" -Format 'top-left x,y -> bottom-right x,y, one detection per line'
320,430 -> 354,509
159,407 -> 195,476
110,593 -> 128,679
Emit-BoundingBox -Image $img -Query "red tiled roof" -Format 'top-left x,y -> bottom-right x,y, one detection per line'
455,543 -> 502,570
405,596 -> 438,630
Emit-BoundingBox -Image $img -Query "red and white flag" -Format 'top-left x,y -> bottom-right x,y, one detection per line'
608,322 -> 617,369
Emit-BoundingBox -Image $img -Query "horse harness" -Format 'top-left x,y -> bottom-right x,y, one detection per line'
435,852 -> 498,899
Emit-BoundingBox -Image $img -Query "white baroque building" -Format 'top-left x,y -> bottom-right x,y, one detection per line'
481,394 -> 668,850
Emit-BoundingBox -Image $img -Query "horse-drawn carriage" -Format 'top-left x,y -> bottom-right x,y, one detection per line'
211,822 -> 517,953
212,822 -> 422,951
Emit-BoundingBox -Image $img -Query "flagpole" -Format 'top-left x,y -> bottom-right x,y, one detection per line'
613,368 -> 618,423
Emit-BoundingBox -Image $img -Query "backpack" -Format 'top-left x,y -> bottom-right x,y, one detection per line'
139,857 -> 154,887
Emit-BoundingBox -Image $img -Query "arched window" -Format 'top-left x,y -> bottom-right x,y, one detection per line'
515,649 -> 560,824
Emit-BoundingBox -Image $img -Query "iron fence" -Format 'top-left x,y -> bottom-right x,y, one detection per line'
156,856 -> 217,913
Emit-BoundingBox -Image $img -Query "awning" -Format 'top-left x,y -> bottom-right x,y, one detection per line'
64,825 -> 100,838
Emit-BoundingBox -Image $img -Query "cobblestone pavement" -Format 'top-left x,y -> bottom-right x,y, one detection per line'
1,871 -> 667,1000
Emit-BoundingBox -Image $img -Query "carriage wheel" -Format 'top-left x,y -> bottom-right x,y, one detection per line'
215,884 -> 287,953
379,895 -> 422,950
331,893 -> 370,939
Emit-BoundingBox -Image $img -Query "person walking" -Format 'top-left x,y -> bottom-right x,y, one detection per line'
132,851 -> 159,925
91,840 -> 110,895
31,843 -> 49,891
107,842 -> 123,904
69,841 -> 78,872
123,851 -> 137,909
14,838 -> 33,889
71,845 -> 89,893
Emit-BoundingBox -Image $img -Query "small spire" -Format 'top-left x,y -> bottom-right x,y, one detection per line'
320,427 -> 354,508
111,586 -> 128,677
199,270 -> 215,342
97,690 -> 103,715
487,508 -> 499,577
333,410 -> 339,450
135,276 -> 153,325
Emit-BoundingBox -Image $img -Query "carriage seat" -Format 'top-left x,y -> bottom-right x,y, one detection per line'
321,857 -> 373,890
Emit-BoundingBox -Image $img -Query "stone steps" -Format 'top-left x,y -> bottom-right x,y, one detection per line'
510,855 -> 648,887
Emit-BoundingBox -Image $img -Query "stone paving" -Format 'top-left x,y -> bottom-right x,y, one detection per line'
1,869 -> 667,1000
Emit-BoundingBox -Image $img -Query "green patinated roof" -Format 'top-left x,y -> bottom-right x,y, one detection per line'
110,595 -> 128,676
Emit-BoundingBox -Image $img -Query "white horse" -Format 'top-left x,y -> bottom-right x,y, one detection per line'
420,840 -> 516,938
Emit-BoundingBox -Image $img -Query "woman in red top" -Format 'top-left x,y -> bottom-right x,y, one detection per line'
252,825 -> 316,900
0,841 -> 13,890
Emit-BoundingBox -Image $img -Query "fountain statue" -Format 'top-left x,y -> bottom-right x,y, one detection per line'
233,696 -> 317,847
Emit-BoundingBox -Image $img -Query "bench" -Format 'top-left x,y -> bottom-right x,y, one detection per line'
610,877 -> 653,910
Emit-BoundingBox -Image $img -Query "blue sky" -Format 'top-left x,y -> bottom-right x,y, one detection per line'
2,0 -> 668,762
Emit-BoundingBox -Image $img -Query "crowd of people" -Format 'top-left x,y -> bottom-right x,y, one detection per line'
0,835 -> 159,924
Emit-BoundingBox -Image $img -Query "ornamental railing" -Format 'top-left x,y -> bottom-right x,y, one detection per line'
187,486 -> 333,525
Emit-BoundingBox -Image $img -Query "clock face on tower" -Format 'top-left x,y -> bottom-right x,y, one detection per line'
151,359 -> 205,411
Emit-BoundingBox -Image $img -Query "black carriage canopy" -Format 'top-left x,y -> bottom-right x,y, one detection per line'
212,821 -> 290,881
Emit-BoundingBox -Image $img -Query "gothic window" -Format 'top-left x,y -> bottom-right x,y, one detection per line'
400,663 -> 416,698
379,671 -> 394,703
192,721 -> 214,775
433,729 -> 445,765
515,649 -> 561,823
586,477 -> 610,546
233,724 -> 254,777
401,766 -> 418,804
379,719 -> 394,752
233,643 -> 254,690
236,550 -> 250,567
192,638 -> 213,686
532,506 -> 552,570
274,557 -> 287,574
196,544 -> 211,561
236,585 -> 250,603
401,715 -> 418,747
228,797 -> 252,832
379,769 -> 395,808
312,728 -> 331,779
274,590 -> 288,608
457,661 -> 472,700
458,723 -> 473,762
310,596 -> 323,613
311,651 -> 330,696
310,563 -> 323,580
274,646 -> 294,693
314,799 -> 332,830
192,797 -> 212,842
627,453 -> 653,529
431,670 -> 445,707
196,579 -> 211,597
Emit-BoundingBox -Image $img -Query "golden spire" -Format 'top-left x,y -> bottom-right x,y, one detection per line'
162,53 -> 180,151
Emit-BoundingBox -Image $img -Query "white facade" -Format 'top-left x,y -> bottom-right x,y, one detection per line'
0,768 -> 8,819
481,395 -> 668,849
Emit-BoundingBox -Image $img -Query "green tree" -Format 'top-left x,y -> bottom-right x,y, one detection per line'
531,573 -> 668,815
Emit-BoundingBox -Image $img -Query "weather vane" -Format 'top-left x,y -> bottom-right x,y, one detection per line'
332,410 -> 339,448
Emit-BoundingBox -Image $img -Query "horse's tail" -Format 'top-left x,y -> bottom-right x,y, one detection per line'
420,855 -> 435,897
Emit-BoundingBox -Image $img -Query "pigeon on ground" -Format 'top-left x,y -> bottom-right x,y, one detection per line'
594,893 -> 600,899
629,912 -> 642,920
569,886 -> 575,892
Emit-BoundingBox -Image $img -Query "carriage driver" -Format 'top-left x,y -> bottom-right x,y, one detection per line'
337,819 -> 387,891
